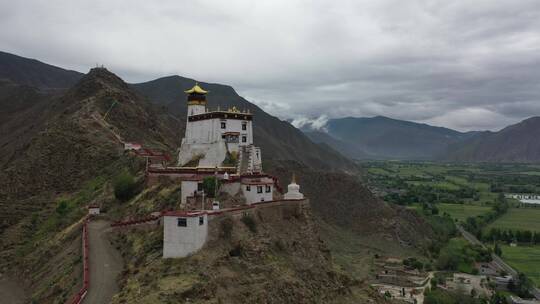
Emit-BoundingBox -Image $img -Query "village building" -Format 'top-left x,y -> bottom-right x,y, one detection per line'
505,193 -> 540,205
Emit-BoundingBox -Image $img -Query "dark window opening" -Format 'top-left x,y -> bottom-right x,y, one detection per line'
265,185 -> 271,193
242,136 -> 247,143
242,123 -> 247,130
221,122 -> 226,129
257,186 -> 263,193
197,183 -> 203,191
199,216 -> 204,225
177,218 -> 187,227
246,185 -> 251,191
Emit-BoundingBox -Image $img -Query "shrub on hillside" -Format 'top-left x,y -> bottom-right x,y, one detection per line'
241,215 -> 257,233
220,217 -> 234,239
55,200 -> 70,216
114,171 -> 138,202
202,176 -> 221,197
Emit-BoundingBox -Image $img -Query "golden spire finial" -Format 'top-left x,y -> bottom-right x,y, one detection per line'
184,82 -> 208,94
291,173 -> 296,184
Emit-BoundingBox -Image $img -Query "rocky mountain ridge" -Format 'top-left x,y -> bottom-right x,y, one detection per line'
301,115 -> 540,162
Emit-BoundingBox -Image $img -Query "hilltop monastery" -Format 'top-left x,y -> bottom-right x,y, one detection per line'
135,83 -> 306,258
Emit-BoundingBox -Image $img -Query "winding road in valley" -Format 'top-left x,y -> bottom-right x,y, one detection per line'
82,219 -> 123,304
457,225 -> 540,300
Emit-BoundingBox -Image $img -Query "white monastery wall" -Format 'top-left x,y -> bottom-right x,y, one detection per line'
163,214 -> 208,258
242,183 -> 273,204
177,141 -> 227,167
199,141 -> 227,167
221,182 -> 241,196
187,104 -> 205,116
184,117 -> 252,149
181,181 -> 199,205
248,146 -> 262,172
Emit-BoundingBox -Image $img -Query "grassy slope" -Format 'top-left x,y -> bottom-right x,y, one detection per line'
319,221 -> 419,281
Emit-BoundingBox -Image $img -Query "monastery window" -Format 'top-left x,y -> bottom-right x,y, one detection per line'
177,218 -> 187,227
221,121 -> 226,129
242,122 -> 247,130
242,136 -> 247,143
199,216 -> 204,225
197,183 -> 203,192
265,185 -> 271,193
257,186 -> 263,193
246,185 -> 251,191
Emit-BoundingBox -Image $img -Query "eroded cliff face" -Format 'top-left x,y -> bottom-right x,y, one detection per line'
110,201 -> 388,304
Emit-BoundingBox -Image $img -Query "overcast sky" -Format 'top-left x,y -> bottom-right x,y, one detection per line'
1,0 -> 539,131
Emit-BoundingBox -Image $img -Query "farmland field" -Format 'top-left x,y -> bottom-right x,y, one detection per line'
364,162 -> 540,209
438,204 -> 492,222
486,208 -> 540,232
501,245 -> 540,287
364,161 -> 540,287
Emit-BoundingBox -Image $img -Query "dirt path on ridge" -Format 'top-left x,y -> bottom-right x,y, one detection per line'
0,273 -> 27,304
82,220 -> 123,304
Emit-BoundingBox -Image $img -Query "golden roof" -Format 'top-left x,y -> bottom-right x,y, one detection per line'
184,82 -> 208,94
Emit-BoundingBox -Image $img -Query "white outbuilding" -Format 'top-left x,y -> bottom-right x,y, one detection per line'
162,211 -> 208,258
241,175 -> 274,204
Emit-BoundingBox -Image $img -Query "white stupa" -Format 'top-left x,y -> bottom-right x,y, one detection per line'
284,173 -> 304,200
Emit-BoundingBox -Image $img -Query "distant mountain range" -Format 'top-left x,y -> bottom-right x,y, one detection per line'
303,115 -> 540,162
302,116 -> 475,160
1,50 -> 539,164
445,117 -> 540,162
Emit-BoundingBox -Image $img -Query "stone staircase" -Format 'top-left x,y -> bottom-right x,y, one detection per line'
237,146 -> 250,174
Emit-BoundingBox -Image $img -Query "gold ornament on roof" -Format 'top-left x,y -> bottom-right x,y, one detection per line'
184,82 -> 208,94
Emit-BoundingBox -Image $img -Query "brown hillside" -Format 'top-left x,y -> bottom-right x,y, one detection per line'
110,198 -> 388,304
0,67 -> 180,232
267,160 -> 434,249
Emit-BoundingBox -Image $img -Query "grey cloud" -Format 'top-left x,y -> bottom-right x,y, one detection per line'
1,0 -> 539,131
